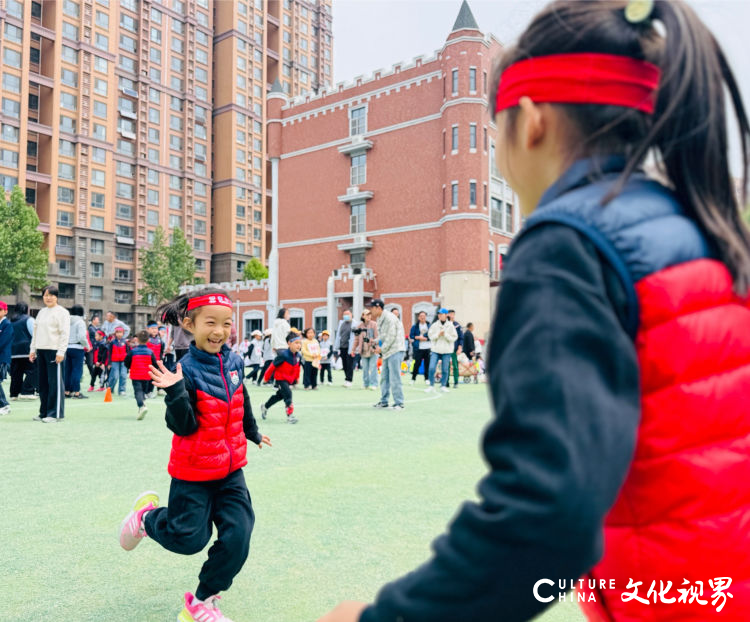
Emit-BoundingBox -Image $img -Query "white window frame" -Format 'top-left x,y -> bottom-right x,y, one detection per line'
349,104 -> 367,136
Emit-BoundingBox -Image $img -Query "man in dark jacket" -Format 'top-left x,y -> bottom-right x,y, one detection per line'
448,310 -> 463,388
9,301 -> 37,399
463,322 -> 476,360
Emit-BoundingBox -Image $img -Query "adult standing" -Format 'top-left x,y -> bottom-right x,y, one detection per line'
101,310 -> 130,339
9,301 -> 37,399
448,310 -> 464,388
0,301 -> 11,415
64,305 -> 91,399
85,315 -> 100,385
408,311 -> 432,385
463,322 -> 476,360
353,310 -> 379,390
271,308 -> 291,354
369,300 -> 405,410
336,310 -> 354,387
170,322 -> 192,362
29,285 -> 70,422
426,308 -> 457,393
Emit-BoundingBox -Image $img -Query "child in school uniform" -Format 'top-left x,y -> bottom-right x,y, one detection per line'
124,330 -> 158,420
88,330 -> 108,391
118,288 -> 271,622
319,1 -> 750,621
107,326 -> 130,396
318,330 -> 333,385
260,331 -> 301,424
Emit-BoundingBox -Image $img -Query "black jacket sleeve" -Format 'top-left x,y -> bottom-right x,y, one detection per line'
360,224 -> 641,622
242,384 -> 263,444
124,351 -> 132,369
164,376 -> 199,436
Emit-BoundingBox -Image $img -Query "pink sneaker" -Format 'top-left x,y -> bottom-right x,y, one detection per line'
177,592 -> 234,622
119,490 -> 159,551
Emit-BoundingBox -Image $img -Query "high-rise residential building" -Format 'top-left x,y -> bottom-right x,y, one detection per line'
0,0 -> 332,326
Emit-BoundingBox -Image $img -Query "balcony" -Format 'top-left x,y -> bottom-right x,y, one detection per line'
337,235 -> 373,253
338,135 -> 373,156
25,170 -> 52,185
27,120 -> 52,136
54,244 -> 75,257
337,187 -> 373,204
29,71 -> 54,89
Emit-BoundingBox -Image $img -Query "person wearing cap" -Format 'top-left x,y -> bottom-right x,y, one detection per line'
245,330 -> 264,382
0,300 -> 12,415
426,309 -> 458,393
29,285 -> 71,422
369,299 -> 405,411
318,329 -> 333,385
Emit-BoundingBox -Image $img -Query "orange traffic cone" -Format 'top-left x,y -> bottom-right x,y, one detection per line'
104,387 -> 113,403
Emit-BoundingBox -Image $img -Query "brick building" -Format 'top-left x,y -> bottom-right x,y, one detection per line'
0,0 -> 331,325
190,1 -> 520,342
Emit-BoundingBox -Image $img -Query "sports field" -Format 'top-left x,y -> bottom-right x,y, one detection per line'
0,370 -> 584,622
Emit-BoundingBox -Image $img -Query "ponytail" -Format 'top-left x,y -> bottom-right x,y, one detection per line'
155,287 -> 232,326
491,0 -> 750,293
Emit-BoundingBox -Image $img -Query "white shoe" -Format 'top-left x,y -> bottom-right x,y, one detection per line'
425,379 -> 431,385
327,381 -> 333,386
369,386 -> 378,391
343,381 -> 351,388
137,406 -> 148,420
0,405 -> 10,415
409,380 -> 415,385
19,394 -> 37,400
424,387 -> 434,393
42,416 -> 62,422
441,386 -> 450,393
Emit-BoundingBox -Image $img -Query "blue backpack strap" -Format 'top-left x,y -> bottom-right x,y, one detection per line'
522,213 -> 640,340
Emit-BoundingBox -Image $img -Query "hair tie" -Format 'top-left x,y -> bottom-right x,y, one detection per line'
624,0 -> 654,24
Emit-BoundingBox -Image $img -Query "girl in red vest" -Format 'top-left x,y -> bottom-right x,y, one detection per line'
320,2 -> 750,622
118,288 -> 271,622
124,329 -> 157,421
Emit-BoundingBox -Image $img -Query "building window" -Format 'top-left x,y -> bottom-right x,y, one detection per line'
58,187 -> 75,204
469,124 -> 477,150
451,182 -> 458,208
147,210 -> 159,225
505,202 -> 513,232
116,269 -> 133,282
452,69 -> 458,94
115,224 -> 133,238
90,239 -> 105,254
490,197 -> 503,229
57,211 -> 74,227
116,247 -> 134,262
469,67 -> 477,92
2,124 -> 19,143
2,73 -> 20,94
58,259 -> 73,276
350,251 -> 365,268
350,154 -> 366,186
91,192 -> 105,209
116,203 -> 133,220
90,215 -> 104,230
58,162 -> 76,180
169,214 -> 182,229
92,148 -> 106,164
350,202 -> 366,234
90,286 -> 103,301
451,125 -> 458,151
350,106 -> 366,136
116,182 -> 134,199
469,181 -> 477,206
2,98 -> 20,119
90,262 -> 104,278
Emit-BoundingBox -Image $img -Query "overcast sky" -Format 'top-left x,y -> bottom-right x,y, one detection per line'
332,0 -> 749,173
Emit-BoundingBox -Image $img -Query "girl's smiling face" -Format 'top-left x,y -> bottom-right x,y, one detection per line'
184,305 -> 233,354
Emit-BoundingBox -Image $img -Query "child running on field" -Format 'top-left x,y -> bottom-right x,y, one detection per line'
88,330 -> 108,391
318,2 -> 750,621
107,326 -> 130,396
145,320 -> 164,397
118,288 -> 271,622
260,331 -> 301,424
124,330 -> 157,420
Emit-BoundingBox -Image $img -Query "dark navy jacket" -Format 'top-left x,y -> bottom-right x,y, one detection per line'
0,317 -> 12,366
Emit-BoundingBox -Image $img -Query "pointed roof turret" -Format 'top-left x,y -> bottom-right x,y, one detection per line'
269,78 -> 284,94
451,0 -> 479,32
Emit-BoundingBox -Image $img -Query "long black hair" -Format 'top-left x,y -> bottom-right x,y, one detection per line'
491,0 -> 750,293
155,287 -> 232,326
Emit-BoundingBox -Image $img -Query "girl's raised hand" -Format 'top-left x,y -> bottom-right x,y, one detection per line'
149,360 -> 183,388
257,435 -> 272,449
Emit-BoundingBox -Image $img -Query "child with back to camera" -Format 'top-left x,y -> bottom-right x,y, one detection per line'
118,288 -> 271,622
319,1 -> 750,621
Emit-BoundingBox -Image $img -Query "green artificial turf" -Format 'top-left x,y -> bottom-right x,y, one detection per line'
0,371 -> 584,622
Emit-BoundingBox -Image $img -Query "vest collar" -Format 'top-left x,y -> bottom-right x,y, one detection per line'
538,155 -> 627,209
188,342 -> 231,365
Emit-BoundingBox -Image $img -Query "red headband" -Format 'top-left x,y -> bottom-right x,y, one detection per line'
495,53 -> 661,114
186,294 -> 233,311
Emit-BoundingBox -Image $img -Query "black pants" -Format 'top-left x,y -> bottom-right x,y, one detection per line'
85,349 -> 95,380
412,349 -> 431,381
37,349 -> 65,419
144,469 -> 255,600
339,350 -> 354,382
132,379 -> 150,408
175,349 -> 189,363
89,365 -> 105,388
264,380 -> 292,410
10,357 -> 37,396
245,364 -> 260,382
319,362 -> 332,383
302,361 -> 318,388
164,352 -> 176,373
257,360 -> 272,385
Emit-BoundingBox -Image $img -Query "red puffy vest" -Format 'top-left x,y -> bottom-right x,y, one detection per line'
579,259 -> 750,620
146,338 -> 163,360
110,340 -> 128,362
168,351 -> 247,482
128,346 -> 153,381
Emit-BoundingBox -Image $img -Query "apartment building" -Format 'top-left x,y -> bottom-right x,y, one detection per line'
0,0 -> 331,326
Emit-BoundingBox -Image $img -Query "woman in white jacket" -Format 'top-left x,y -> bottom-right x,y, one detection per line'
426,308 -> 457,392
271,307 -> 291,353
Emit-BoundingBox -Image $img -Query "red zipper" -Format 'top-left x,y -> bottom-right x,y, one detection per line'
217,352 -> 233,477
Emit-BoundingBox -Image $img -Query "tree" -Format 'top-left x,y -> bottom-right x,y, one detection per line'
242,257 -> 269,281
138,226 -> 196,306
0,185 -> 48,295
